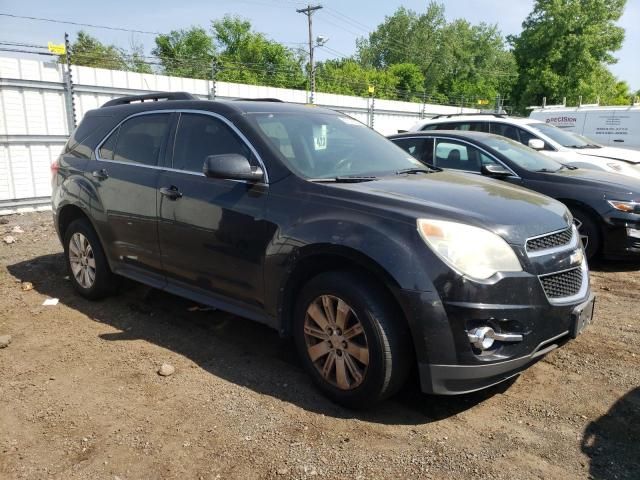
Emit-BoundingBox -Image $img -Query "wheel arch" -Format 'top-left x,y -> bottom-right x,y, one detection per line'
277,244 -> 405,338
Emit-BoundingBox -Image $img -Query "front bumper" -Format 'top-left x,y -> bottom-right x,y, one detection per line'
602,215 -> 640,258
416,292 -> 594,394
394,236 -> 593,395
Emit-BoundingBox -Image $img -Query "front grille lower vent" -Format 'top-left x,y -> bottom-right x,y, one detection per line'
527,228 -> 573,253
539,267 -> 583,299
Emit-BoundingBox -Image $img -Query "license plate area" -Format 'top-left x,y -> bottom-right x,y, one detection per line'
571,294 -> 595,338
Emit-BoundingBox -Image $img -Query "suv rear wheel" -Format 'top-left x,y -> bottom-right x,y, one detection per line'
294,271 -> 411,409
63,218 -> 116,300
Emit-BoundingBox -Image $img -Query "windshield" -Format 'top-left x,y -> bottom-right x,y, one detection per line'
529,122 -> 601,148
483,136 -> 565,172
248,112 -> 424,179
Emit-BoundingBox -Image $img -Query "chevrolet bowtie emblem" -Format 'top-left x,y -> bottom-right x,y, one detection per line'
570,248 -> 584,266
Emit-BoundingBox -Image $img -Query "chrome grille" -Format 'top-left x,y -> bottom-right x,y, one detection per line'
539,267 -> 583,299
527,228 -> 573,253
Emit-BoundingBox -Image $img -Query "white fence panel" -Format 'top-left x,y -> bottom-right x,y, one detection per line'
0,55 -> 480,211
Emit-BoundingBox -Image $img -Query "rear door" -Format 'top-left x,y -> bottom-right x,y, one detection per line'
157,112 -> 270,309
91,112 -> 172,281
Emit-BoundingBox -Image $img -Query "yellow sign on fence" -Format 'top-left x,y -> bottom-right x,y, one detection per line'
368,85 -> 375,94
477,99 -> 490,105
47,42 -> 66,55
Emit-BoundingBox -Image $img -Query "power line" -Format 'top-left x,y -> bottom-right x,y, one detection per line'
0,12 -> 163,35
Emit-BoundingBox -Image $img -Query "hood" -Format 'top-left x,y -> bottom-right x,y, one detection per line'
553,168 -> 640,193
575,146 -> 640,164
330,171 -> 570,245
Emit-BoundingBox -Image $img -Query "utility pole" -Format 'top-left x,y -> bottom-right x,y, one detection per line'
297,4 -> 323,104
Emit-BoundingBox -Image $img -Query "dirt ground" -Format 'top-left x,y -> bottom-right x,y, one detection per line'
0,211 -> 638,480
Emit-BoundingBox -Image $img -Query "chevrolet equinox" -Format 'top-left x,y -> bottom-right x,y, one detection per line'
51,92 -> 595,408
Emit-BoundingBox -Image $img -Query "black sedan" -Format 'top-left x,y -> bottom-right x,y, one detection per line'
389,131 -> 640,259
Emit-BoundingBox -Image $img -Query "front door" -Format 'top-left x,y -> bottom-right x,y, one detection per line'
91,112 -> 173,280
157,112 -> 271,309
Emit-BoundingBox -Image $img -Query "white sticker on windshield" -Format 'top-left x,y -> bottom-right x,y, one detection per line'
313,124 -> 328,150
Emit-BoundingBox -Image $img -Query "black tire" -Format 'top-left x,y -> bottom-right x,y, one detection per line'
293,271 -> 412,409
571,208 -> 601,260
63,218 -> 117,300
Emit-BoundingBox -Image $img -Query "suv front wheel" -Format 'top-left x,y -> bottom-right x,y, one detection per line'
294,271 -> 412,409
63,218 -> 117,300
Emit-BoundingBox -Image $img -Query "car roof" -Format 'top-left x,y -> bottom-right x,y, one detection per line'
389,130 -> 501,142
412,115 -> 544,128
95,98 -> 341,118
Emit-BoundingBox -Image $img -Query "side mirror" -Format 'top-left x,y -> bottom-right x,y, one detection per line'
203,154 -> 264,182
481,164 -> 512,178
528,139 -> 545,150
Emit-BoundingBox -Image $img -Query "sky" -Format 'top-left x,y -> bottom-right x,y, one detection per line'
0,0 -> 638,90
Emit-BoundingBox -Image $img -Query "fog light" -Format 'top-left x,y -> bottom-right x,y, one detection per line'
468,326 -> 496,350
467,326 -> 524,351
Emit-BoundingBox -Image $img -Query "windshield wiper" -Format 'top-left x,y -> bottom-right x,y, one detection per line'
310,175 -> 378,183
395,167 -> 438,175
536,168 -> 559,173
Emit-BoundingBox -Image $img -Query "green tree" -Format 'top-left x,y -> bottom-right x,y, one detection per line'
211,16 -> 306,88
356,3 -> 516,103
315,59 -> 399,99
67,31 -> 127,70
357,3 -> 448,94
125,40 -> 153,74
509,0 -> 626,110
153,27 -> 215,79
388,63 -> 424,100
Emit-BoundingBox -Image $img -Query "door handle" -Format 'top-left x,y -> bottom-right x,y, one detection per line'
160,185 -> 183,200
613,139 -> 624,143
92,169 -> 109,180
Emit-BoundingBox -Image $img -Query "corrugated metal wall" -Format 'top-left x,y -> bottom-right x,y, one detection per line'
0,55 -> 479,213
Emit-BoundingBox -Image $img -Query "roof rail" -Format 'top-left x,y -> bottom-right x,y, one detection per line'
101,91 -> 197,108
233,97 -> 284,102
430,112 -> 505,119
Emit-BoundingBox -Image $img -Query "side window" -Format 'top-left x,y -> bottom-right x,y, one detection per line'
435,122 -> 455,131
172,113 -> 251,172
434,140 -> 498,172
111,114 -> 171,166
98,128 -> 118,160
490,122 -> 520,142
393,138 -> 435,165
452,122 -> 489,132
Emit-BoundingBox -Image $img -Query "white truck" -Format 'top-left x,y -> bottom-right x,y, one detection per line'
529,104 -> 640,151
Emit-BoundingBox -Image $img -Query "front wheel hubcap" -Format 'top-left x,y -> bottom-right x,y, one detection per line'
303,295 -> 369,390
69,232 -> 96,289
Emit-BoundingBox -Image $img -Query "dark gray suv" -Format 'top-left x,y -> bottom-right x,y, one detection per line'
51,92 -> 594,408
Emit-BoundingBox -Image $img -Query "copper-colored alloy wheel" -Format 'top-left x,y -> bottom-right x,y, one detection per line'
303,295 -> 370,390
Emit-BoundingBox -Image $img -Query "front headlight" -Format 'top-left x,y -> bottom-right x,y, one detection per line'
607,200 -> 640,214
417,219 -> 522,280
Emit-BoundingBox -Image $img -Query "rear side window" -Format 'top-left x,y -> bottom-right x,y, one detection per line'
393,137 -> 434,164
490,122 -> 520,141
422,122 -> 455,131
99,114 -> 171,166
172,113 -> 251,173
98,129 -> 118,160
